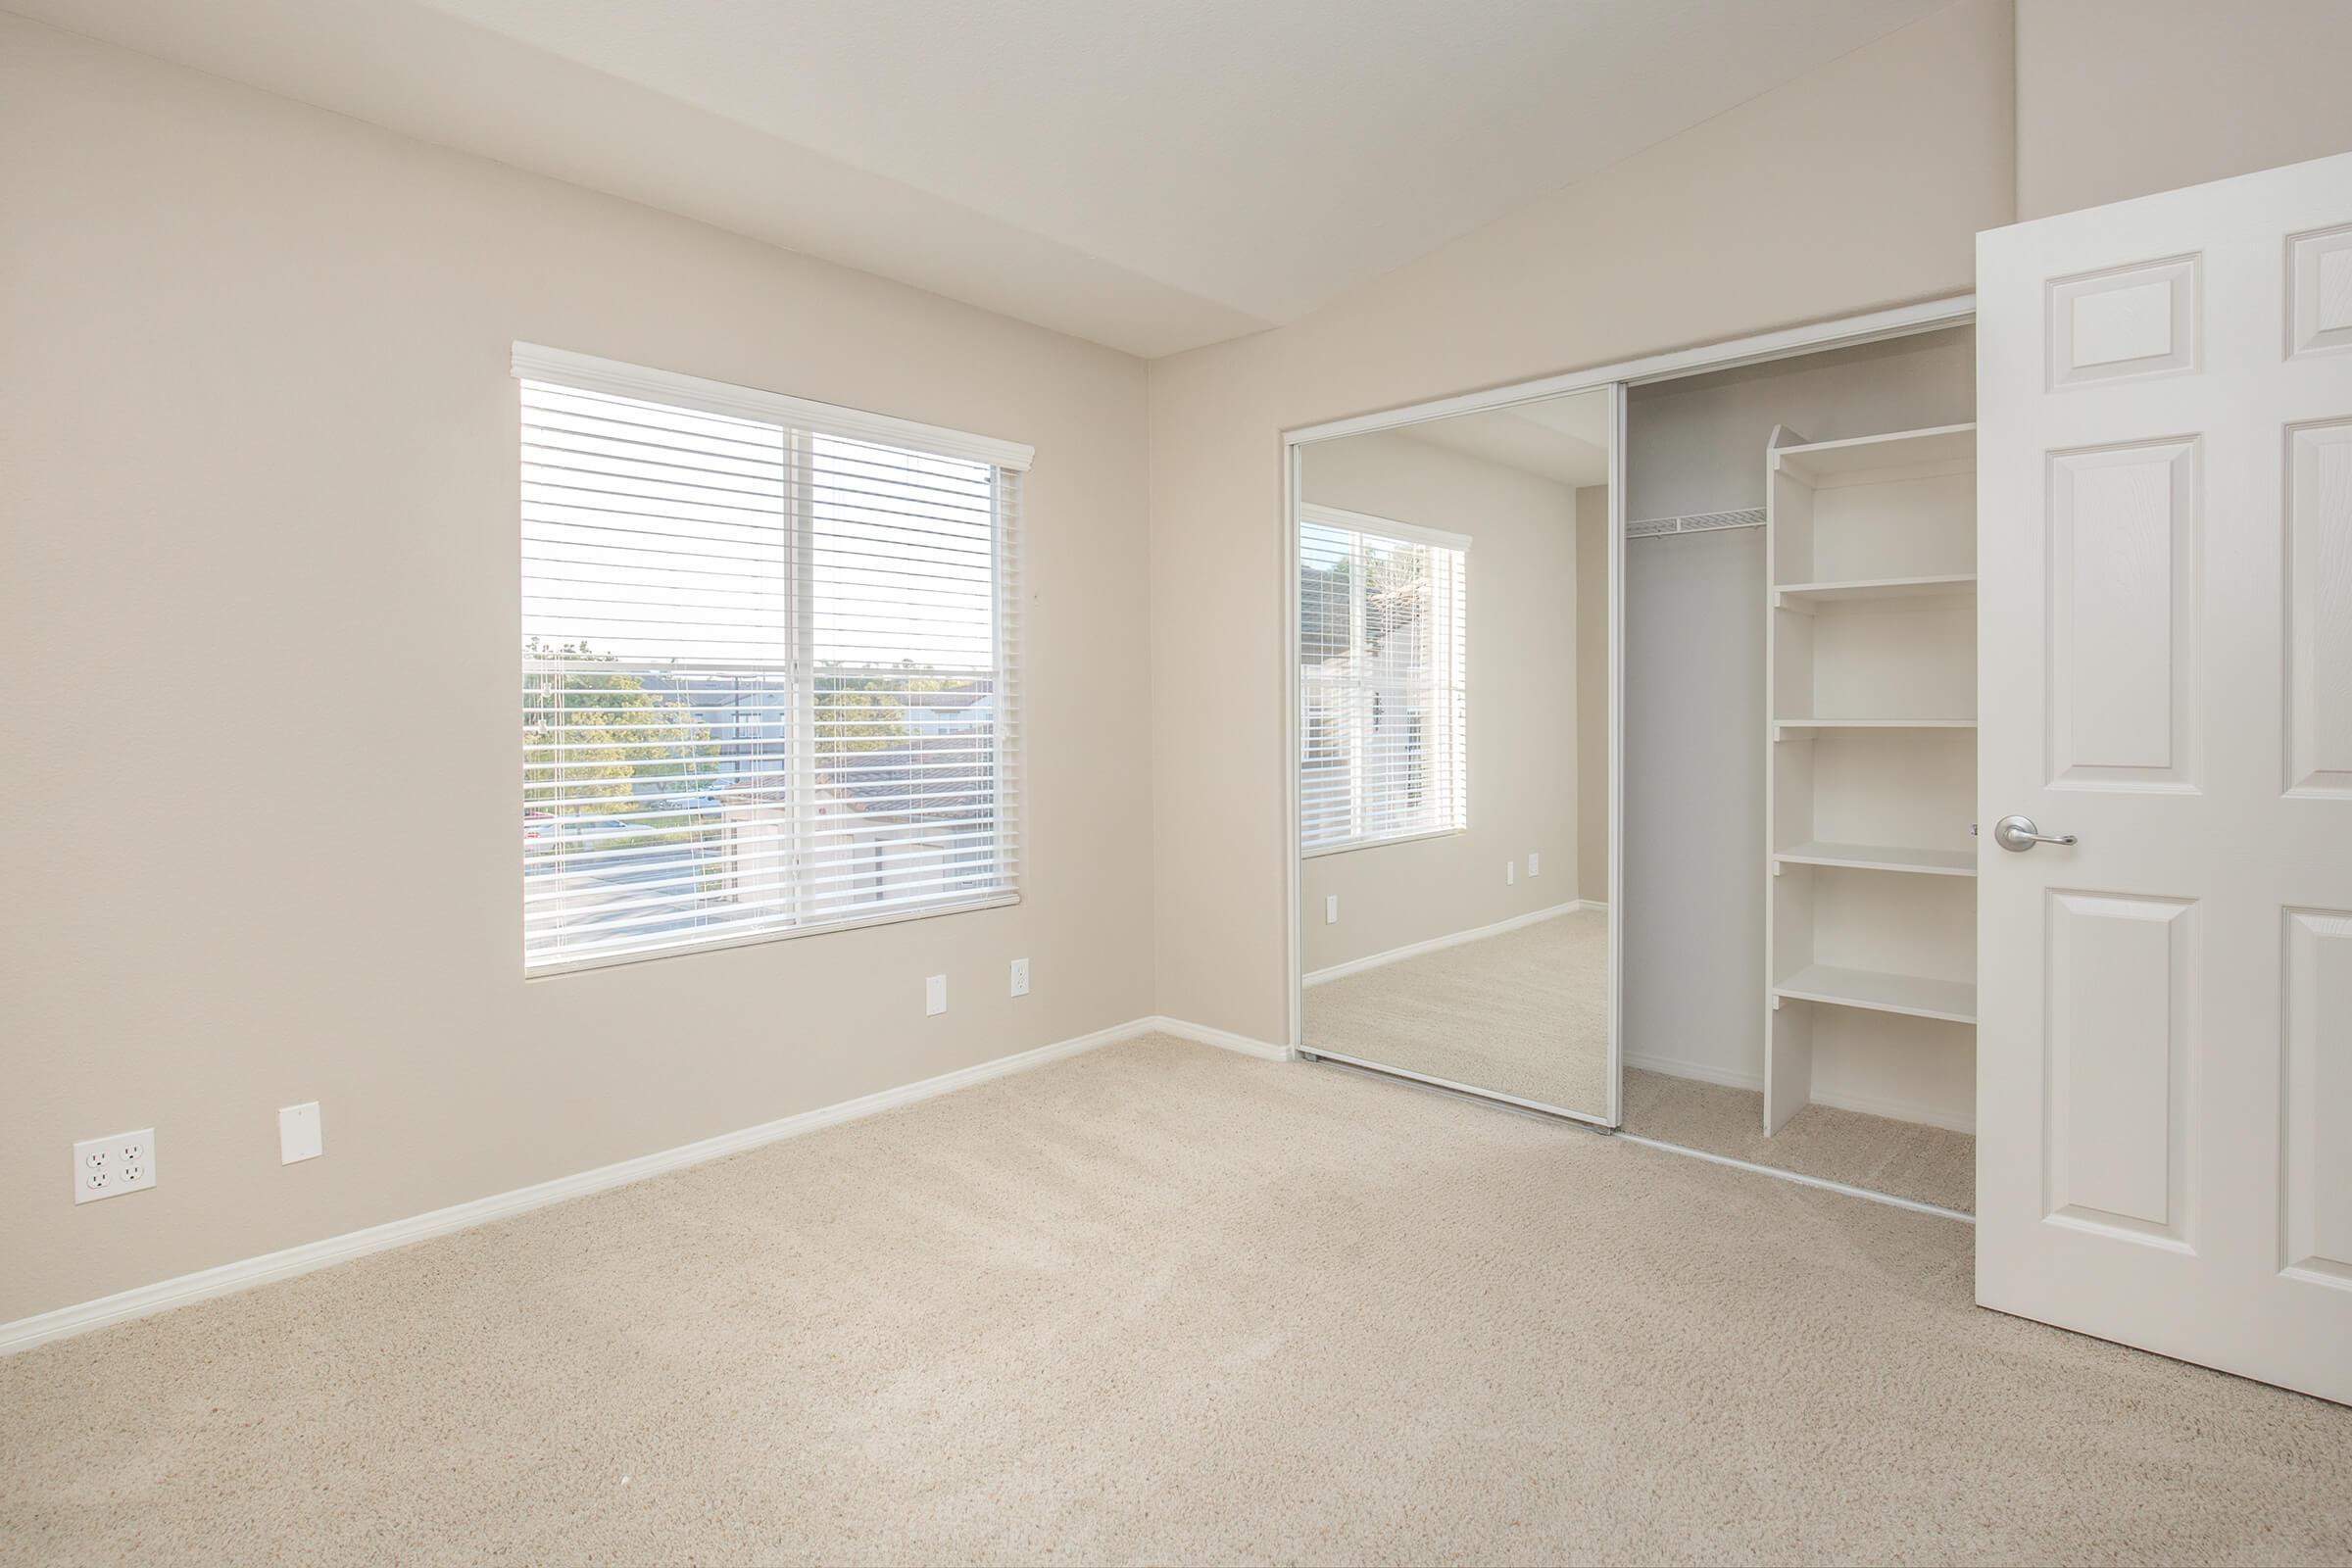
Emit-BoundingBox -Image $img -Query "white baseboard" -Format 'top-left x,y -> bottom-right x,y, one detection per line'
1808,1085 -> 1975,1135
2,1013 -> 1185,1357
1303,901 -> 1589,987
1624,1051 -> 1974,1134
1143,1014 -> 1293,1060
1623,1049 -> 1762,1092
1576,899 -> 1608,912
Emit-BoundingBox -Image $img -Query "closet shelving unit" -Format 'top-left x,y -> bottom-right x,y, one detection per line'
1762,421 -> 1978,1134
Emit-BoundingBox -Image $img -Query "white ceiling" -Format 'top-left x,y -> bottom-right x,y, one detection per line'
13,0 -> 1943,357
1396,391 -> 1612,489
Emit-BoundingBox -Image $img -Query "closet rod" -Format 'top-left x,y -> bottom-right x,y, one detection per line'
1625,506 -> 1765,538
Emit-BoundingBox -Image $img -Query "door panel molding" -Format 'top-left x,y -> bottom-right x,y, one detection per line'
2045,438 -> 2200,790
2043,890 -> 2197,1247
2281,906 -> 2352,1290
2284,418 -> 2352,797
2286,223 -> 2352,360
2046,254 -> 2202,390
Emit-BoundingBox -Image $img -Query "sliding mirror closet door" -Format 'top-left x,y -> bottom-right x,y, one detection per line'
1295,387 -> 1616,1122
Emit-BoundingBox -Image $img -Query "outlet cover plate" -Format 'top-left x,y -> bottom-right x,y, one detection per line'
1529,853 -> 1542,877
74,1129 -> 157,1204
280,1102 -> 322,1164
1008,957 -> 1030,998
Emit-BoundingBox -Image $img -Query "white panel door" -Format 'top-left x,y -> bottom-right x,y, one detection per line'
1978,150 -> 2352,1404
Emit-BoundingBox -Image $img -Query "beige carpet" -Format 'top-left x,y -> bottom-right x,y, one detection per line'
1303,909 -> 1608,1117
3,1037 -> 2347,1566
1623,1066 -> 1978,1213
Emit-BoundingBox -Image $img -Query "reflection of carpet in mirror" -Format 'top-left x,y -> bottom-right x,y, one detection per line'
1622,1068 -> 1975,1214
1302,907 -> 1606,1118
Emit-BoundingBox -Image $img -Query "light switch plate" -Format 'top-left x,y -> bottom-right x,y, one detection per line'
1506,860 -> 1517,885
74,1129 -> 157,1204
1326,895 -> 1339,925
279,1102 -> 322,1165
925,974 -> 948,1015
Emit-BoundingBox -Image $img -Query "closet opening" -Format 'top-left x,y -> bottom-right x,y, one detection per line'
1280,301 -> 1978,1219
1619,324 -> 1977,1212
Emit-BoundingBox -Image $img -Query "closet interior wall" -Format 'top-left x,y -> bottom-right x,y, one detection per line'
1623,327 -> 1977,1129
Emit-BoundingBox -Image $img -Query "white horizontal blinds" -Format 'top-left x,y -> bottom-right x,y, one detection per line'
520,379 -> 791,968
519,358 -> 1022,971
802,431 -> 1014,924
1298,520 -> 1358,849
1298,513 -> 1467,853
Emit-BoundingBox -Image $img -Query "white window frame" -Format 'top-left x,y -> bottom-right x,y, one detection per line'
1297,502 -> 1470,859
514,344 -> 1032,976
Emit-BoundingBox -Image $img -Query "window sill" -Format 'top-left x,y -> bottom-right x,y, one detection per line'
1301,827 -> 1467,860
525,890 -> 1020,980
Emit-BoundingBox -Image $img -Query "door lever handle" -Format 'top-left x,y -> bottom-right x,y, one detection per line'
1993,814 -> 2078,852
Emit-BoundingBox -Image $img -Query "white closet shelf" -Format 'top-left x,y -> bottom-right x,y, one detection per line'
1771,422 -> 1977,484
1763,397 -> 1981,1138
1773,572 -> 1976,609
1772,963 -> 1977,1025
1773,717 -> 1977,740
1773,841 -> 1976,877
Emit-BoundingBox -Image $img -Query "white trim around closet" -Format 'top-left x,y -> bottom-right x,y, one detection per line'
1279,291 -> 1977,1133
1613,1133 -> 1974,1223
1299,1050 -> 1973,1224
1287,295 -> 1977,444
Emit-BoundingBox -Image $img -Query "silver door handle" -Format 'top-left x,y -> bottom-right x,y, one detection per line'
1993,814 -> 2077,852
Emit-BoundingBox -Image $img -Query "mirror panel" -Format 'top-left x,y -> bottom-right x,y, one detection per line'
1296,387 -> 1615,1120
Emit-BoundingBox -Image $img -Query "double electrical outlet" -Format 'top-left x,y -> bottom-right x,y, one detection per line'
73,1129 -> 156,1204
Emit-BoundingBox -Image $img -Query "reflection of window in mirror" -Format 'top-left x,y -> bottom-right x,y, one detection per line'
1297,505 -> 1468,856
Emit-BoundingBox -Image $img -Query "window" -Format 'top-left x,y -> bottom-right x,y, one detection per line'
1298,504 -> 1468,855
515,345 -> 1028,972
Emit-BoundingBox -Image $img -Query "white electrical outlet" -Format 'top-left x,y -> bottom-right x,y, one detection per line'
1528,852 -> 1542,877
279,1102 -> 322,1165
1009,957 -> 1030,998
1506,860 -> 1517,886
1326,895 -> 1339,925
74,1129 -> 157,1204
925,974 -> 948,1015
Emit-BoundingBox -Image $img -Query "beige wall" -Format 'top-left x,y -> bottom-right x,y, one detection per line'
0,18 -> 1153,1323
1574,487 -> 1609,906
1297,432 -> 1581,975
1146,0 -> 2016,1044
2015,0 -> 2352,220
